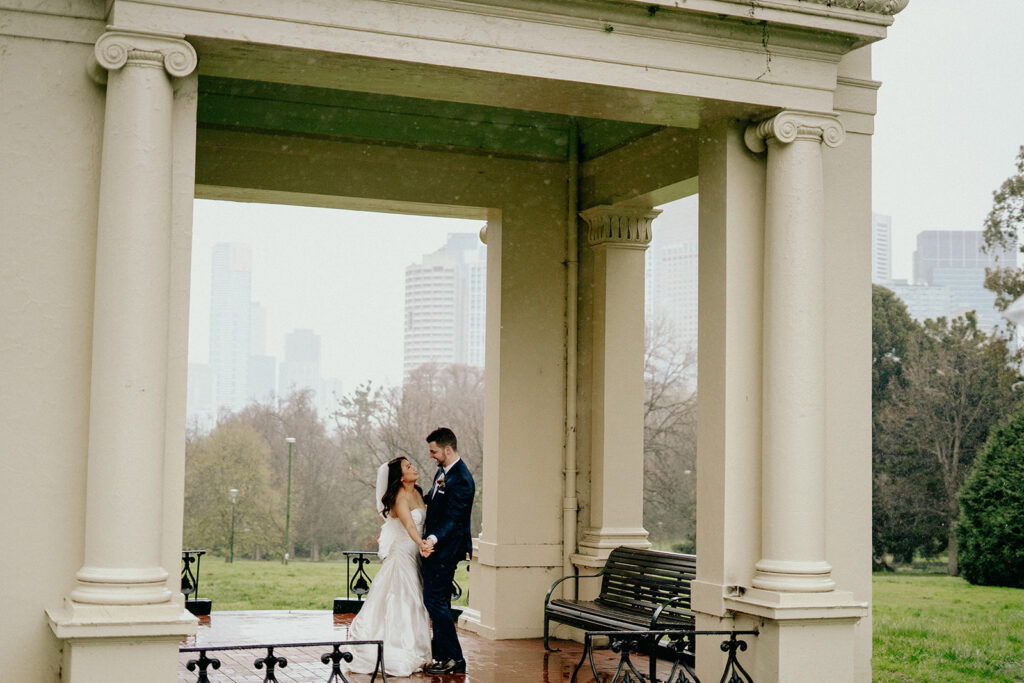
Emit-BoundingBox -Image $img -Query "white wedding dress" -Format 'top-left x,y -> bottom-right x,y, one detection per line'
346,507 -> 433,677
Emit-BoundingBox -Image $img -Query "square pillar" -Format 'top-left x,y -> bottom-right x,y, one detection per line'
460,200 -> 568,639
574,206 -> 657,564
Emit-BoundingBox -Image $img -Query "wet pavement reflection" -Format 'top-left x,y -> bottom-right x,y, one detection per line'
179,610 -> 630,682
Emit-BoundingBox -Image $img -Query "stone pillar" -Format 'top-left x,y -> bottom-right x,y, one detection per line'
48,28 -> 198,683
575,205 -> 657,565
743,111 -> 844,593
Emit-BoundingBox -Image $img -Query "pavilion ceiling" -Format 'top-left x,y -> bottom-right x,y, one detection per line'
198,76 -> 664,163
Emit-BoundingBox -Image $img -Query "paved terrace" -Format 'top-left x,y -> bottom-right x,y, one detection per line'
178,611 -> 638,682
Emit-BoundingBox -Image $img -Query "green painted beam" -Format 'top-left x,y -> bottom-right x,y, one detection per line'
197,76 -> 659,161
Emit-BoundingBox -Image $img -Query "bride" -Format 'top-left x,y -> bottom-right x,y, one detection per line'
345,457 -> 433,677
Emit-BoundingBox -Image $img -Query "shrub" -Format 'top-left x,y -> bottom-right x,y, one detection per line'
956,407 -> 1024,587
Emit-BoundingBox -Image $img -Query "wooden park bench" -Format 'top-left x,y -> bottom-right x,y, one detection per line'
543,546 -> 697,654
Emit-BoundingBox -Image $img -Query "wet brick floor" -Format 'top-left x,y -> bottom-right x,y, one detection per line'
177,610 -> 652,682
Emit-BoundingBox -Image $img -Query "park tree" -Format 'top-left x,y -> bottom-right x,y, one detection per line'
227,389 -> 361,560
875,313 -> 1019,575
870,285 -> 943,567
957,406 -> 1024,588
982,145 -> 1024,311
643,319 -> 697,548
183,422 -> 281,559
333,363 -> 485,539
871,285 -> 918,409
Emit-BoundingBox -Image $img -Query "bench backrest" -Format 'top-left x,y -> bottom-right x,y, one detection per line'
597,547 -> 697,619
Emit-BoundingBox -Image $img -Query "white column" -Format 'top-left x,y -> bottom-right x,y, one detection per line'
575,205 -> 657,561
49,30 -> 198,680
744,111 -> 844,593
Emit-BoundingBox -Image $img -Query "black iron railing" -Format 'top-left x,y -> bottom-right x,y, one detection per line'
181,549 -> 205,597
336,551 -> 467,609
181,549 -> 211,615
180,640 -> 387,683
570,629 -> 758,683
341,551 -> 375,601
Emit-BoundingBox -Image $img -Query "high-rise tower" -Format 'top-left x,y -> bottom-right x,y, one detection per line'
209,243 -> 252,412
403,233 -> 486,375
872,213 -> 892,284
912,230 -> 1016,331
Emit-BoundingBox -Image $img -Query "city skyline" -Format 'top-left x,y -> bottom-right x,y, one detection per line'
186,0 -> 1024,399
188,200 -> 487,396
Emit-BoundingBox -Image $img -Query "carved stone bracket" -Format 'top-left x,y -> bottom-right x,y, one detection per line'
743,111 -> 845,154
90,28 -> 198,84
579,206 -> 661,248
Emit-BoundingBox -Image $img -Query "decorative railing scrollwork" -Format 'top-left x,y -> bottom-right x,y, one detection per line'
180,640 -> 386,683
181,549 -> 205,597
343,551 -> 374,599
570,629 -> 758,683
339,551 -> 467,606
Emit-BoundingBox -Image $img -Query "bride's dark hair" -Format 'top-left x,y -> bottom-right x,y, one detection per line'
380,457 -> 424,519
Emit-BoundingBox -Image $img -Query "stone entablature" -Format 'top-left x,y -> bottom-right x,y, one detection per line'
700,0 -> 908,16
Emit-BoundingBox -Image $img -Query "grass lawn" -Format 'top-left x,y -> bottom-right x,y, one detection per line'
196,556 -> 469,611
872,573 -> 1024,682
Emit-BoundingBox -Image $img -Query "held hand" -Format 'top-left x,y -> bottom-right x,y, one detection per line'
419,538 -> 435,557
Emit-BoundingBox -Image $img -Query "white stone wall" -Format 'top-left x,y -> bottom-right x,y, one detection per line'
1,7 -> 106,680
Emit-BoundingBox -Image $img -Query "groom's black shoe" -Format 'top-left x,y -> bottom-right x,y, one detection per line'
424,658 -> 466,674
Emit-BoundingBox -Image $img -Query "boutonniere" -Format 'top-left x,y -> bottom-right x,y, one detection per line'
436,474 -> 446,492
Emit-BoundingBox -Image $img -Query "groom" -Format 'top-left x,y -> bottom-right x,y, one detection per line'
420,427 -> 475,675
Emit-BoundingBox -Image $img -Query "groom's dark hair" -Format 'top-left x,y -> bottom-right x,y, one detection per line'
426,427 -> 457,452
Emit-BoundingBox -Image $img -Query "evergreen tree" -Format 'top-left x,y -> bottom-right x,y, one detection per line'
957,407 -> 1024,587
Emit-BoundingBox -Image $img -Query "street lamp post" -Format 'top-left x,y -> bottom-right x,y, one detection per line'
229,488 -> 239,563
284,437 -> 296,564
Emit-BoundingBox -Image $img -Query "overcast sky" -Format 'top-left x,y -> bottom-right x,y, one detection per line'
872,0 -> 1024,279
189,0 -> 1024,392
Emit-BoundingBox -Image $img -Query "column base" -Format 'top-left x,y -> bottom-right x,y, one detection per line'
48,597 -> 196,683
48,595 -> 196,640
698,589 -> 867,683
464,543 -> 562,639
576,526 -> 651,560
70,565 -> 173,605
752,558 -> 835,592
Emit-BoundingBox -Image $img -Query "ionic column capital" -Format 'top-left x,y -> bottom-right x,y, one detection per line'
90,28 -> 198,84
579,205 -> 661,248
744,111 -> 845,154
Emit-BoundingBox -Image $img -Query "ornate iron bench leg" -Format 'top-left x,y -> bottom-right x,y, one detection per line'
543,616 -> 560,652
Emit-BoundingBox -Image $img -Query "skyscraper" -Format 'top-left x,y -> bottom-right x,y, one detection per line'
279,328 -> 322,396
247,301 -> 276,402
209,243 -> 252,413
912,230 -> 1016,331
871,213 -> 892,284
646,211 -> 699,351
403,233 -> 486,375
186,363 -> 216,430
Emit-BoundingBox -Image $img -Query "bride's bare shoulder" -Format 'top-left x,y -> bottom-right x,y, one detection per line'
409,488 -> 427,511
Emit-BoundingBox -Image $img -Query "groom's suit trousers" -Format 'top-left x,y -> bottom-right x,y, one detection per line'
423,458 -> 475,663
422,558 -> 462,662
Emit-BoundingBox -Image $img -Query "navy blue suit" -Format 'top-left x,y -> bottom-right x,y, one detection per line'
422,458 -> 474,663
